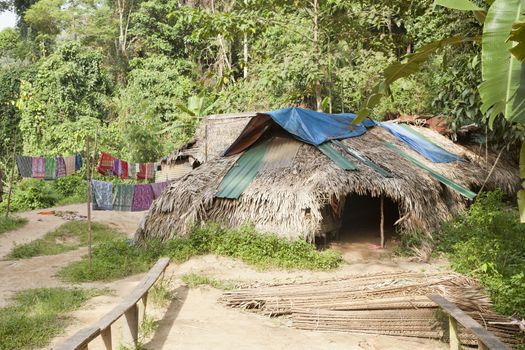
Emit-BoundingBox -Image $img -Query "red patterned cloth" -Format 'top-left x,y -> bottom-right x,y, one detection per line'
145,163 -> 154,179
32,156 -> 45,179
97,152 -> 115,176
120,161 -> 129,179
136,163 -> 146,180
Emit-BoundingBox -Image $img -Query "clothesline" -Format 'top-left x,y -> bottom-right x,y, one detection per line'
96,152 -> 158,180
16,154 -> 83,179
91,180 -> 170,212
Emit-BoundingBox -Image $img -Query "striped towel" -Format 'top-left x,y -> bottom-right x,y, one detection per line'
64,156 -> 76,176
113,159 -> 122,177
136,164 -> 146,180
16,156 -> 32,178
131,184 -> 154,211
113,184 -> 135,211
145,163 -> 154,179
128,163 -> 137,179
32,157 -> 45,179
55,156 -> 66,178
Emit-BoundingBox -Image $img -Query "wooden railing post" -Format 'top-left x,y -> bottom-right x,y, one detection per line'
140,292 -> 148,323
100,327 -> 112,350
449,316 -> 460,350
123,304 -> 139,347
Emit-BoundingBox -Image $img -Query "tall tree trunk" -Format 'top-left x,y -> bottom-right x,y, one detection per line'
313,0 -> 322,111
243,0 -> 248,79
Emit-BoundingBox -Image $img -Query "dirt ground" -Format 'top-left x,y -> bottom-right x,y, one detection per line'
2,204 -> 449,350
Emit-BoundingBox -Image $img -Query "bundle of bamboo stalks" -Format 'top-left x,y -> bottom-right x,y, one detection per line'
220,272 -> 524,347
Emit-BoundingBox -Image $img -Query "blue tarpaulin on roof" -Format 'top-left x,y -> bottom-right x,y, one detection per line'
265,107 -> 375,146
379,122 -> 462,163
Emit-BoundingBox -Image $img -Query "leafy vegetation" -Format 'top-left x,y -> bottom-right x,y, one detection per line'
0,287 -> 104,350
7,221 -> 123,259
435,191 -> 525,317
60,224 -> 342,283
182,273 -> 237,290
0,215 -> 27,235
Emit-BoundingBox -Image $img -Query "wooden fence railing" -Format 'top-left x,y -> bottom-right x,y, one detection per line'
56,257 -> 170,350
430,295 -> 510,350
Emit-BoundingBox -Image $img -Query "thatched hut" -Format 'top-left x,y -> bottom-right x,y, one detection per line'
137,108 -> 519,243
155,112 -> 257,182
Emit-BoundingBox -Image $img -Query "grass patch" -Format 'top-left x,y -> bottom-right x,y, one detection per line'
0,287 -> 104,350
435,191 -> 525,318
150,276 -> 175,307
182,273 -> 237,290
60,224 -> 342,283
0,215 -> 27,235
7,221 -> 123,259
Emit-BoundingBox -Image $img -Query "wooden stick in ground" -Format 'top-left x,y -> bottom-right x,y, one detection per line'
5,136 -> 17,219
86,136 -> 92,269
478,145 -> 506,195
89,128 -> 99,269
380,195 -> 385,248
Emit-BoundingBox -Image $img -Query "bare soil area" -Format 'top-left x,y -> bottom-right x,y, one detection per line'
1,204 -> 449,350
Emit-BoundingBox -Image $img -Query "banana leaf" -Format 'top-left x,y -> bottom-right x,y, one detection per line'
479,0 -> 525,126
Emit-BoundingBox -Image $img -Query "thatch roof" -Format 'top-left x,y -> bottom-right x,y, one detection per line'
137,115 -> 520,243
161,112 -> 258,165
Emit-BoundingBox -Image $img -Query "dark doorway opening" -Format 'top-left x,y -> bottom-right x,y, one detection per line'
339,194 -> 400,243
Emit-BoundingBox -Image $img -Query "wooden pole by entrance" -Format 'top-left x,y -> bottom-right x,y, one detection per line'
380,196 -> 385,249
5,137 -> 17,219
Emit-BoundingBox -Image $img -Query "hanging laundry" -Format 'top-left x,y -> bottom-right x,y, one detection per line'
32,157 -> 45,179
113,184 -> 135,211
145,163 -> 155,179
132,184 -> 154,211
136,163 -> 146,180
113,159 -> 122,177
97,152 -> 114,176
75,154 -> 83,171
16,156 -> 32,178
55,156 -> 66,178
151,181 -> 170,199
91,180 -> 113,210
128,163 -> 137,179
121,161 -> 129,179
64,156 -> 76,176
44,157 -> 57,180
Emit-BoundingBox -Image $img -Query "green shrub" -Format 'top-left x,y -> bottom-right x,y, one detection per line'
435,191 -> 525,317
0,287 -> 104,350
0,179 -> 60,212
0,215 -> 27,235
8,221 -> 122,259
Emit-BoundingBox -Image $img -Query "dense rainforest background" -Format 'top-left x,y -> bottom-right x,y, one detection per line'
1,0 -> 521,166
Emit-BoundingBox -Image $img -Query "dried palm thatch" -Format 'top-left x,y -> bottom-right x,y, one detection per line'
219,272 -> 524,347
136,119 -> 519,243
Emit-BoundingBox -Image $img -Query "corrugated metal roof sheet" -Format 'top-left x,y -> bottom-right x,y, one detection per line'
332,140 -> 392,178
317,143 -> 357,171
216,140 -> 270,199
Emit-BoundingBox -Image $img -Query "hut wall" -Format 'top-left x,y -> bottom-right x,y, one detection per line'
155,160 -> 193,182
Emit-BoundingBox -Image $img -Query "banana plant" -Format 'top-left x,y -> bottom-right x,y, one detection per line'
356,0 -> 525,222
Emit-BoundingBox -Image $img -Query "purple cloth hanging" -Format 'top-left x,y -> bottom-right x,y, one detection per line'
113,159 -> 122,177
55,156 -> 66,178
132,184 -> 154,211
151,181 -> 170,199
32,157 -> 45,178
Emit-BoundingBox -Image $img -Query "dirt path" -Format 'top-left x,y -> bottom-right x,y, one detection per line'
0,203 -> 144,307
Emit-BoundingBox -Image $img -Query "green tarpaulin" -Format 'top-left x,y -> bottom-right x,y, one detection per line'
384,141 -> 476,200
332,140 -> 392,177
317,143 -> 357,171
216,140 -> 270,199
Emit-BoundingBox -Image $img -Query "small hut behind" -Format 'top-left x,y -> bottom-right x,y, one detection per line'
138,108 -> 520,243
155,112 -> 258,182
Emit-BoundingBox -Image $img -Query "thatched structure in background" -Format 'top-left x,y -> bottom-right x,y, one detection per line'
137,111 -> 519,243
155,112 -> 256,182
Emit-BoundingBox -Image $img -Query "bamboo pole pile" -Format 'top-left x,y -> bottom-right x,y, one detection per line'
220,272 -> 524,347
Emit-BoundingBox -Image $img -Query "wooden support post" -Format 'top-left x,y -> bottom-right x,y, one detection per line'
100,327 -> 112,350
86,136 -> 92,269
123,304 -> 139,347
449,316 -> 460,350
380,196 -> 385,249
5,137 -> 17,219
140,292 -> 148,323
204,117 -> 208,162
478,341 -> 488,350
79,345 -> 88,350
